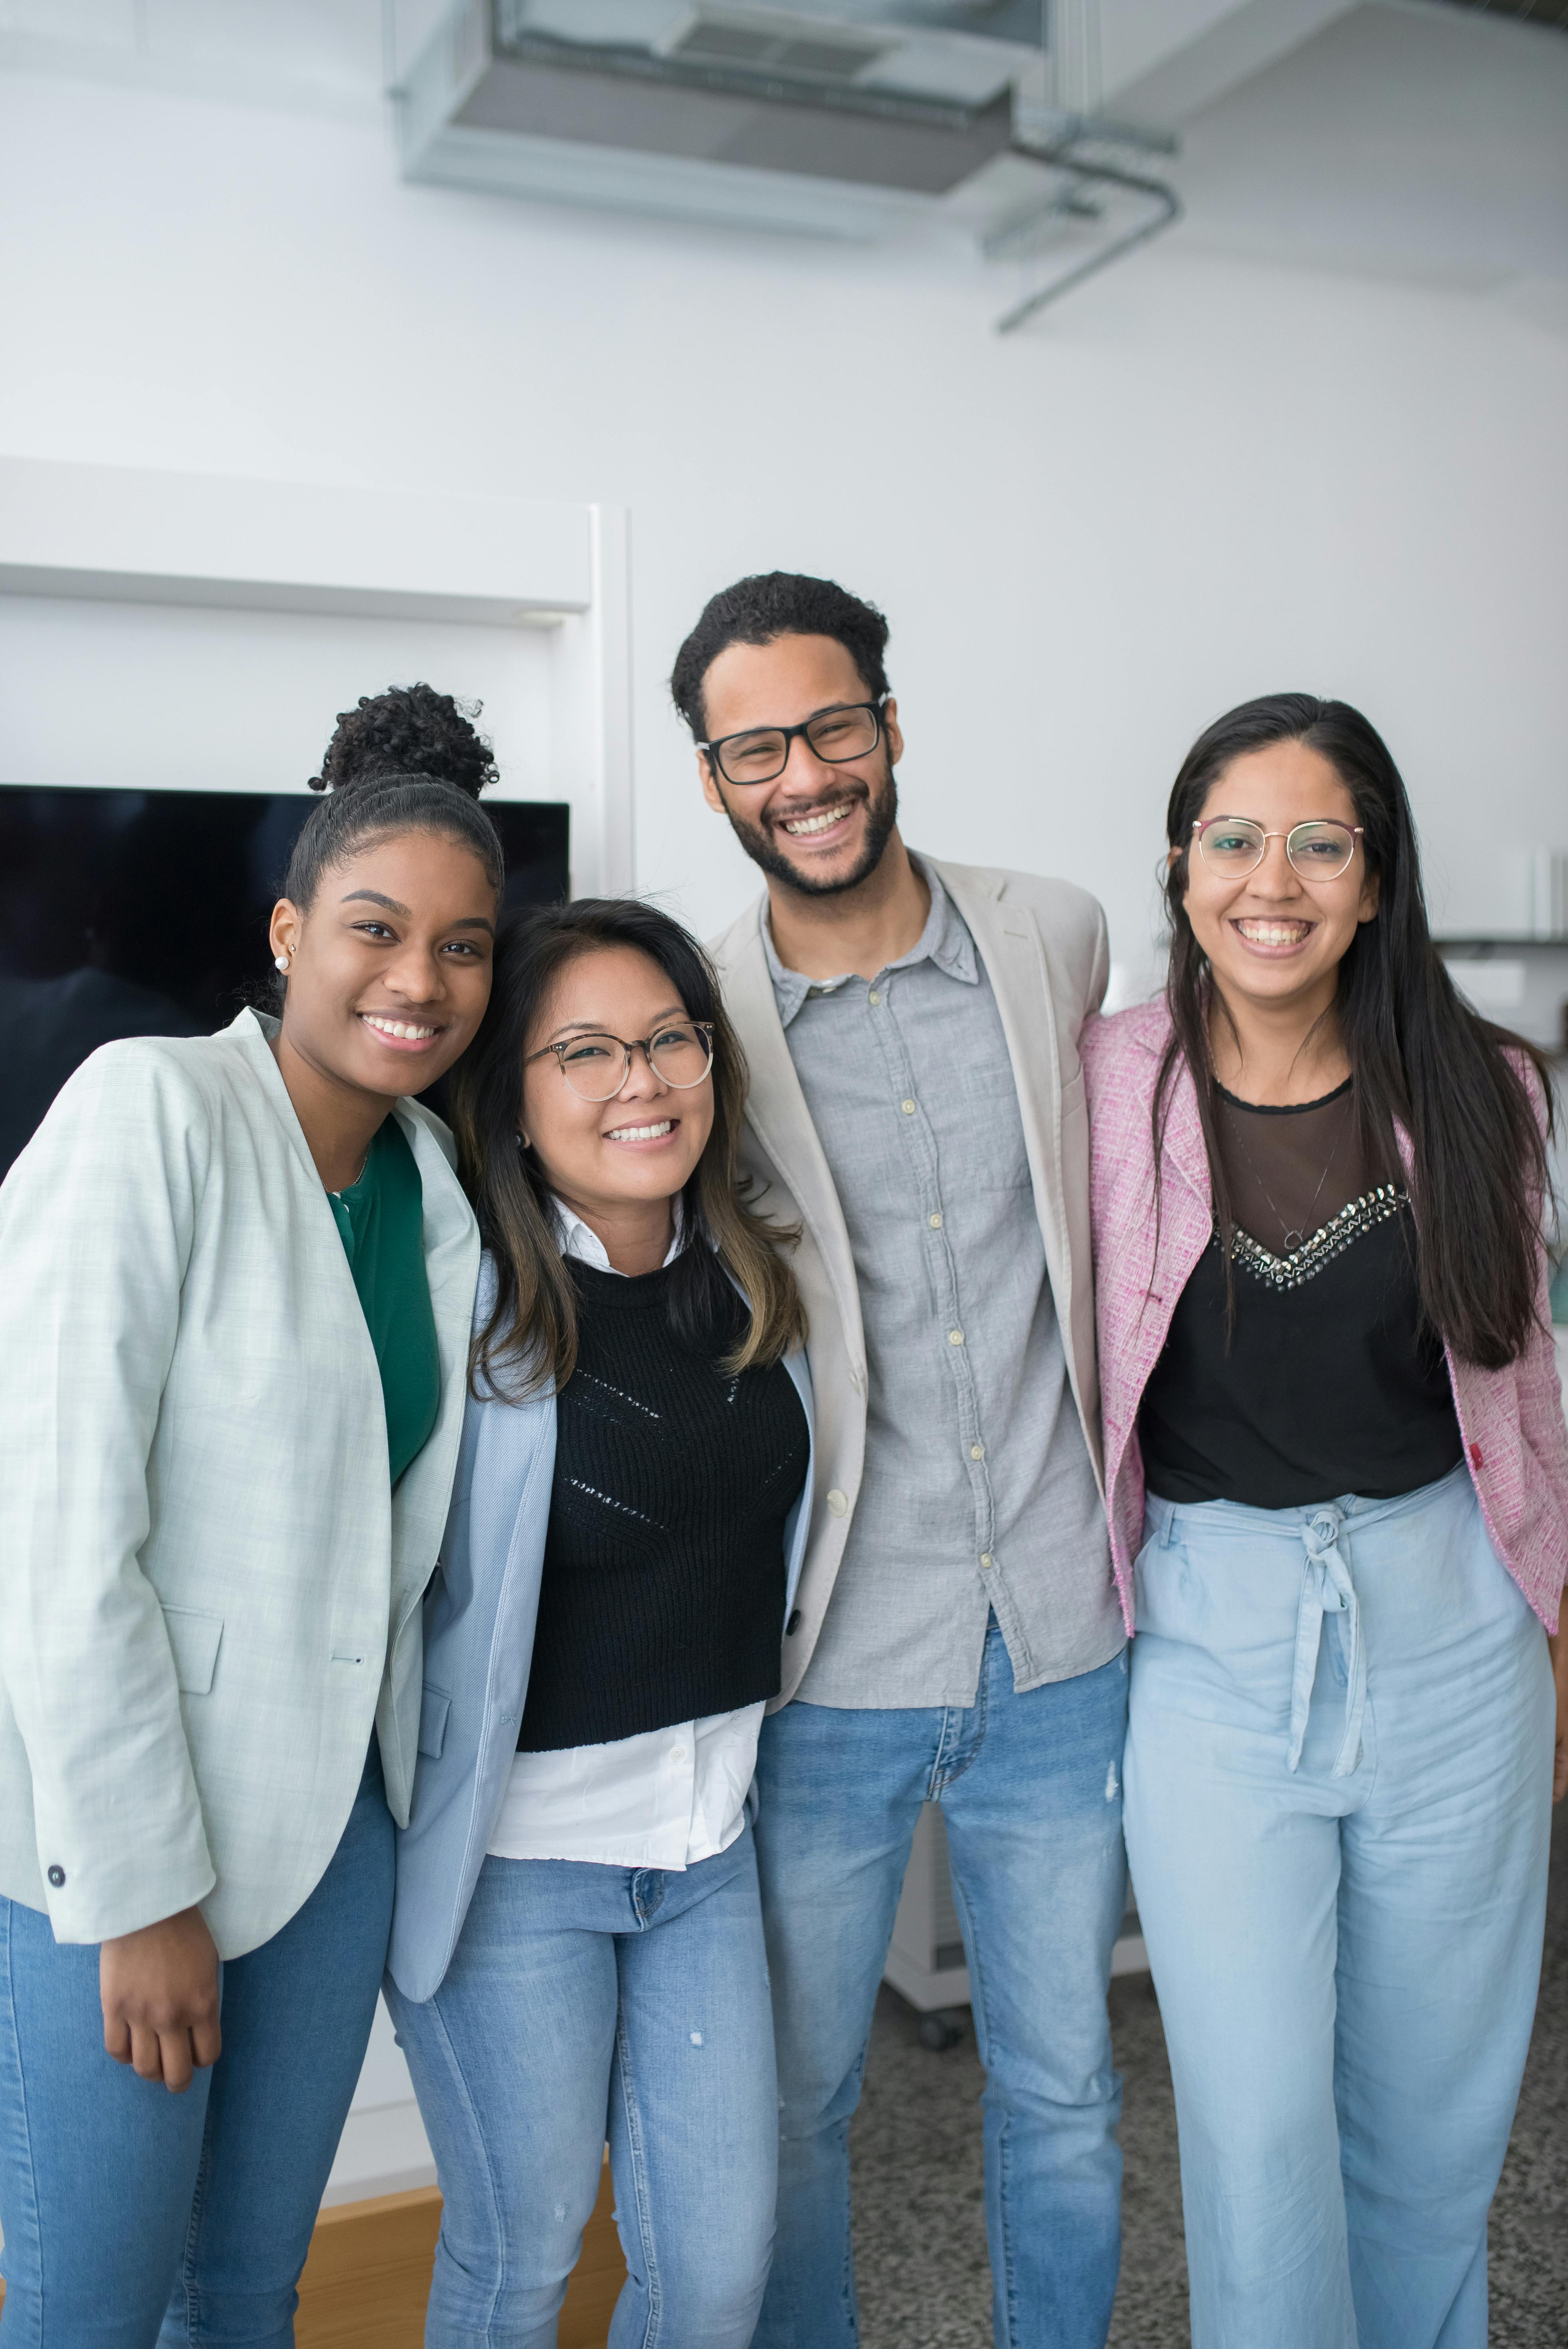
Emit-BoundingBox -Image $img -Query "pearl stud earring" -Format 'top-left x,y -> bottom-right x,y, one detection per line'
274,954 -> 291,972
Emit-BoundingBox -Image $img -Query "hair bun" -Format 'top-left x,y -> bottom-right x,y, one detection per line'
309,682 -> 498,799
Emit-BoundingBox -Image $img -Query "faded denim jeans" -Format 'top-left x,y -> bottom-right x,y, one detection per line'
752,1619 -> 1129,2349
384,1822 -> 777,2349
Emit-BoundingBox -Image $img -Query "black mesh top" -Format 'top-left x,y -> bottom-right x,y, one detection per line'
1138,1080 -> 1463,1510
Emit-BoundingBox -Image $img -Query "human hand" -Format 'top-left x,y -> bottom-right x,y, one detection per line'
100,1905 -> 221,2092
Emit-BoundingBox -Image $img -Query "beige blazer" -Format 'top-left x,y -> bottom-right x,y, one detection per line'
708,858 -> 1109,1706
0,1010 -> 479,1958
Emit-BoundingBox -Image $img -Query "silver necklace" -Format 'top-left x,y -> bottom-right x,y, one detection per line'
1222,1088 -> 1352,1254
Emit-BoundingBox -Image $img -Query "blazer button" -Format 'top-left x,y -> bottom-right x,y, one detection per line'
826,1489 -> 849,1517
786,1610 -> 803,1635
47,1865 -> 65,1888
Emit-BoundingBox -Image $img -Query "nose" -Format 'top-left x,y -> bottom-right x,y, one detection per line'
778,732 -> 840,795
613,1045 -> 668,1103
1250,834 -> 1304,900
383,938 -> 445,1001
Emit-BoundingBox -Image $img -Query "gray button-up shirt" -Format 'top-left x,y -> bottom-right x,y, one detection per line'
765,863 -> 1120,1707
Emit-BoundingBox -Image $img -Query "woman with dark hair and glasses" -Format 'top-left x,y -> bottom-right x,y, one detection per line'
385,898 -> 811,2347
1083,695 -> 1568,2349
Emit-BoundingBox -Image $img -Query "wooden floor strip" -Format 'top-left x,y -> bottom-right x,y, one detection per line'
0,2162 -> 626,2347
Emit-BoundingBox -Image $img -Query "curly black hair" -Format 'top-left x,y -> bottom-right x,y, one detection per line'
310,681 -> 500,799
670,573 -> 890,741
283,683 -> 504,912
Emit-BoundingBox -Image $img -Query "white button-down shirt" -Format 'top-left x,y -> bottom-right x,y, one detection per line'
485,1200 -> 762,1870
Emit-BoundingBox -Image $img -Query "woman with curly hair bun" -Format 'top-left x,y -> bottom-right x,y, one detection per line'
0,688 -> 501,2343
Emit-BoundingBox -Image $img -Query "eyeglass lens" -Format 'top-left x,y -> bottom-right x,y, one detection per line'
1198,819 -> 1357,880
716,704 -> 880,786
556,1026 -> 713,1101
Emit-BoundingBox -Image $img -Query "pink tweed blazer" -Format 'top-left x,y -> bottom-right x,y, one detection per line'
1082,999 -> 1568,1635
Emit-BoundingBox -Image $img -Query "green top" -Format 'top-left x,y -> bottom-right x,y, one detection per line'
328,1118 -> 441,1487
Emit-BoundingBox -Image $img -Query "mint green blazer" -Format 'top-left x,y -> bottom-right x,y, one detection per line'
0,1010 -> 479,1958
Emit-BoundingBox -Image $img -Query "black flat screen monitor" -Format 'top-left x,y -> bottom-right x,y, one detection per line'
0,784 -> 569,1178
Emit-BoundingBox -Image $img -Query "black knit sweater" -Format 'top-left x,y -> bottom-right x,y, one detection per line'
516,1259 -> 810,1753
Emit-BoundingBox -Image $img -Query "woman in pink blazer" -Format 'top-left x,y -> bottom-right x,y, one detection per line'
1082,694 -> 1567,2349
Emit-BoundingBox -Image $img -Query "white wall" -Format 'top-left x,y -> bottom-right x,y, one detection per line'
2,61 -> 1565,998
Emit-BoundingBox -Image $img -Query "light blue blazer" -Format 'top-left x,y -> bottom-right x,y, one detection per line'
388,1263 -> 814,2002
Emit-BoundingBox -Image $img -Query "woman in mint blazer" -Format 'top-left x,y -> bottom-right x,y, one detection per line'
387,898 -> 813,2349
0,690 -> 499,2346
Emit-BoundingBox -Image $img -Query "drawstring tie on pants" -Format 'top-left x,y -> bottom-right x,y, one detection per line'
1288,1504 -> 1366,1777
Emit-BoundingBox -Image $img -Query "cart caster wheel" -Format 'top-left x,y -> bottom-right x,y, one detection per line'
917,2009 -> 966,2052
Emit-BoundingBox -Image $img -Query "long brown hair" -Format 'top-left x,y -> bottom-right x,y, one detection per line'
1157,693 -> 1553,1370
451,897 -> 806,1399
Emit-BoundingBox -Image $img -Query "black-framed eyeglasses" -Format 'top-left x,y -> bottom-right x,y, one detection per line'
698,699 -> 886,787
524,1022 -> 715,1103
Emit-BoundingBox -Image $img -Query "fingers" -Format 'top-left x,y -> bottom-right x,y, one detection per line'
158,2029 -> 197,2096
191,2012 -> 223,2071
128,2019 -> 167,2083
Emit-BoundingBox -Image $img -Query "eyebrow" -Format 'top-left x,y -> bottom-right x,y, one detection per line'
548,1006 -> 689,1038
341,889 -> 495,936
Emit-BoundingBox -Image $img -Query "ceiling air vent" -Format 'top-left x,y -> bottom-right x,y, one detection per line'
398,0 -> 1032,239
667,16 -> 891,84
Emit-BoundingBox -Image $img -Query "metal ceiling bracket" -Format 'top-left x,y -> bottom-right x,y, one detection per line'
991,140 -> 1182,332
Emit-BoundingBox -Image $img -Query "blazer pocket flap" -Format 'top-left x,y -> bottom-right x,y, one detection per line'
161,1605 -> 223,1696
418,1684 -> 452,1761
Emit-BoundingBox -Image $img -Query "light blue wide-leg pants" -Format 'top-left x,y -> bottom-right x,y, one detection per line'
1124,1462 -> 1554,2349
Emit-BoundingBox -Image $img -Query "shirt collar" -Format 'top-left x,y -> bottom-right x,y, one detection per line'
550,1196 -> 686,1277
761,856 -> 978,1029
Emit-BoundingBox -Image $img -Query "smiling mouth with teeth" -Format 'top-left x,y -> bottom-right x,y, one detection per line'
1232,920 -> 1314,947
604,1120 -> 675,1142
781,803 -> 855,838
361,1012 -> 441,1042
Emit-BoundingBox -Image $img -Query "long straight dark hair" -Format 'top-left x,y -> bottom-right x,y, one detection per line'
1157,694 -> 1553,1370
451,897 -> 806,1399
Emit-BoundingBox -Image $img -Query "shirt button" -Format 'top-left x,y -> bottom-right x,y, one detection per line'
971,1443 -> 985,1460
786,1609 -> 803,1635
47,1864 -> 65,1888
826,1488 -> 849,1517
948,1329 -> 965,1346
667,1744 -> 685,1765
868,989 -> 881,1006
928,1212 -> 943,1229
901,1099 -> 916,1115
980,1553 -> 994,1572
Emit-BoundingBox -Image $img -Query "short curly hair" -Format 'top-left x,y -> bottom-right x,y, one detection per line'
310,681 -> 500,799
670,573 -> 890,740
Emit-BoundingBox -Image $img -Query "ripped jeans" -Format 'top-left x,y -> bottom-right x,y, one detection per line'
752,1622 -> 1130,2349
383,1825 -> 775,2349
1125,1463 -> 1554,2349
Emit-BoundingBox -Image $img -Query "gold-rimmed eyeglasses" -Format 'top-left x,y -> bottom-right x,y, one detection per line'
525,1022 -> 715,1103
1193,815 -> 1364,881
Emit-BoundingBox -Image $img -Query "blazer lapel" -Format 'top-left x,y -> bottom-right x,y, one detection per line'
724,906 -> 866,1367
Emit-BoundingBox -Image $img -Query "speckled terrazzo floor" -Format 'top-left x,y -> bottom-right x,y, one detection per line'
849,1803 -> 1568,2347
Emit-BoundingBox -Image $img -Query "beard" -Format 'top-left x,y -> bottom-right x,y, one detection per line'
722,759 -> 900,898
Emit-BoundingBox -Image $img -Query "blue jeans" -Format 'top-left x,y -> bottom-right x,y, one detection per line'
0,1742 -> 393,2348
1125,1465 -> 1555,2349
752,1619 -> 1129,2349
384,1821 -> 777,2349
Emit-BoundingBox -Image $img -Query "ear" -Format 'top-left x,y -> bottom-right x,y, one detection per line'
698,750 -> 728,817
882,696 -> 904,767
269,898 -> 302,966
1358,868 -> 1381,923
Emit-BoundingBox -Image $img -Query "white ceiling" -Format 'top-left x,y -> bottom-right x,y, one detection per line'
2,0 -> 1564,314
